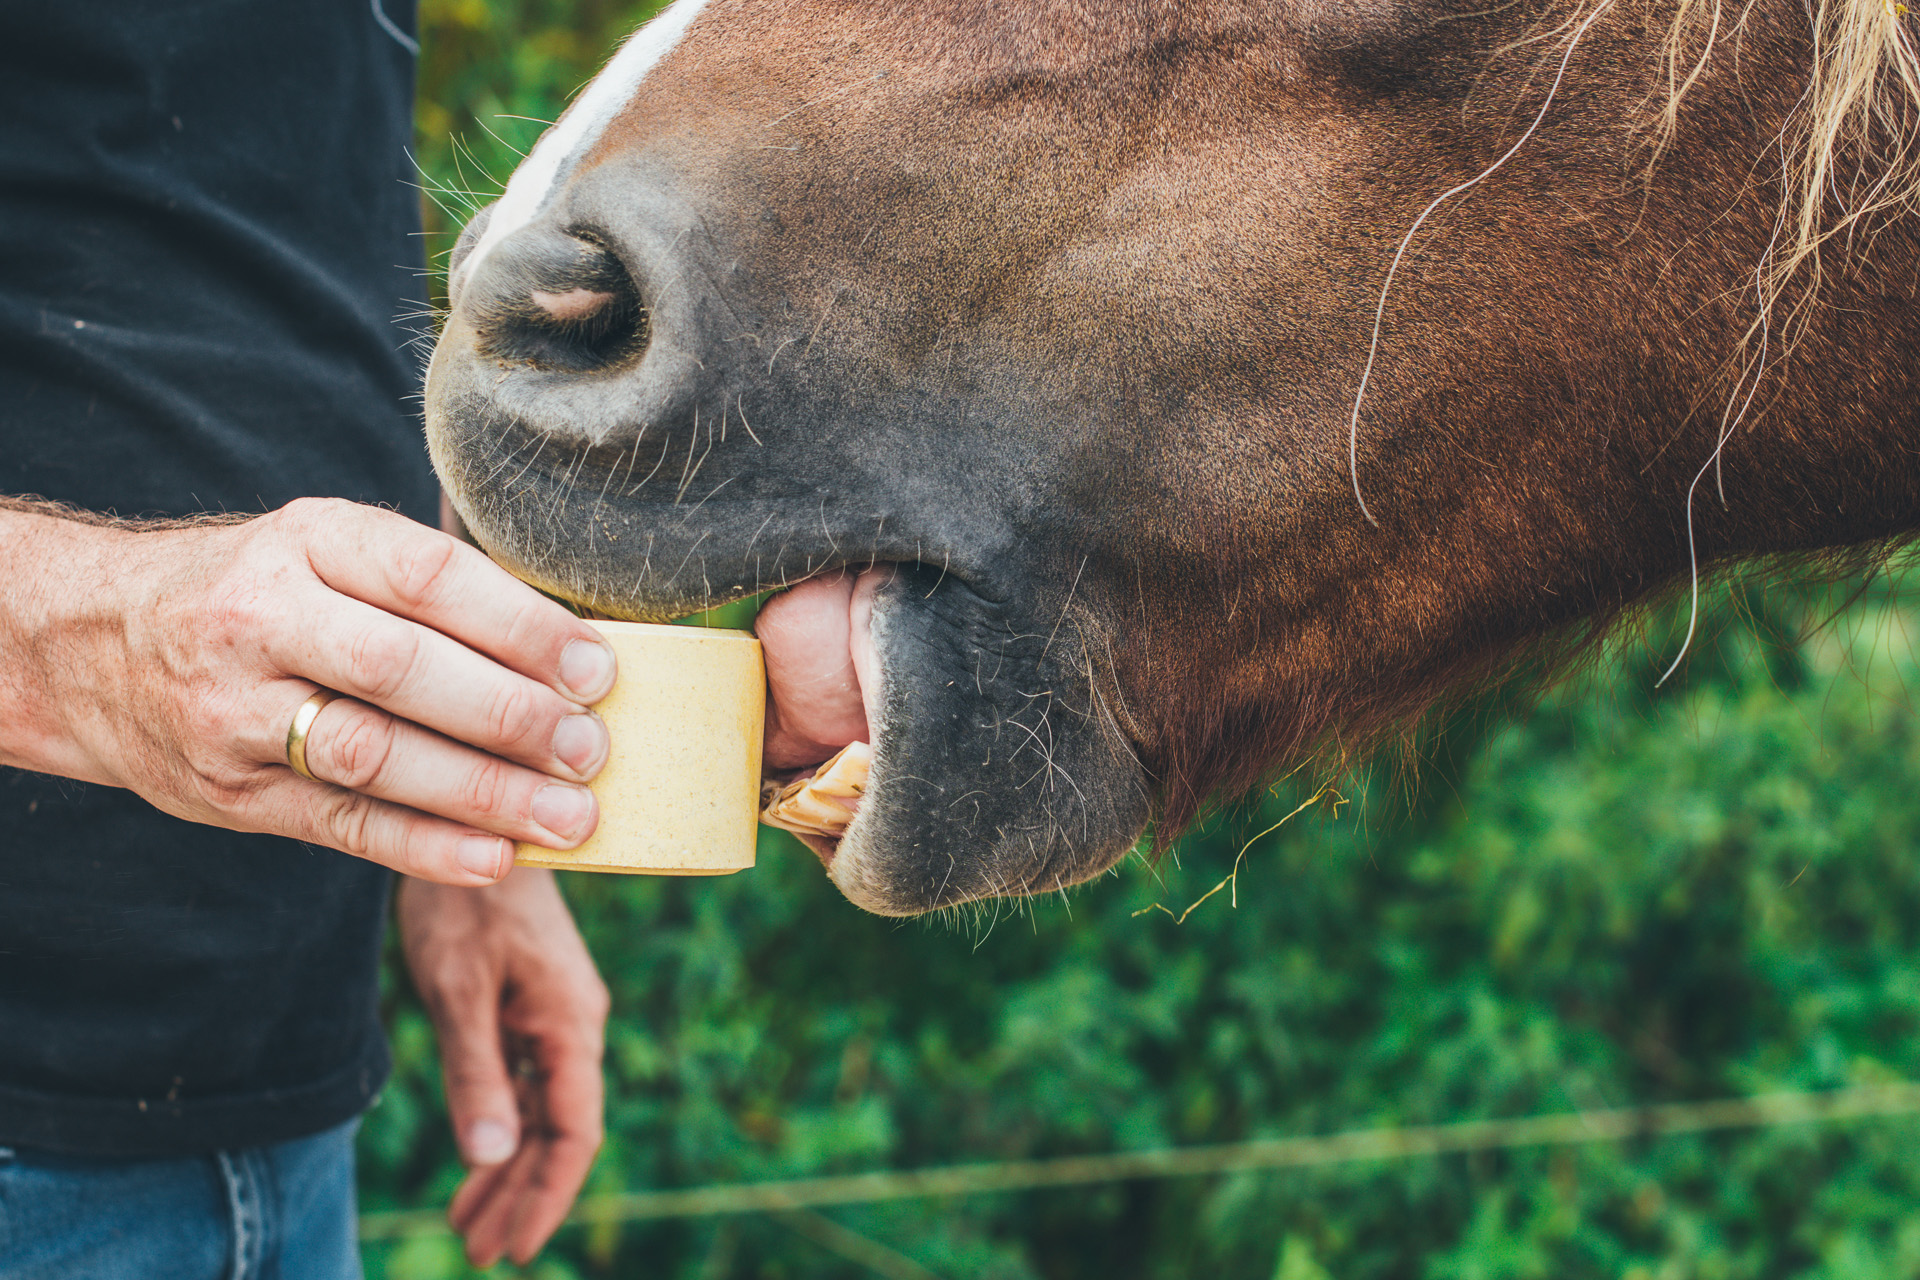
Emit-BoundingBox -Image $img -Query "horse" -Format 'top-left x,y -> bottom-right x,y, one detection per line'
425,0 -> 1920,915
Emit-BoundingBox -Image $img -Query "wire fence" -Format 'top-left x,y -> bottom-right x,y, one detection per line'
359,1080 -> 1920,1241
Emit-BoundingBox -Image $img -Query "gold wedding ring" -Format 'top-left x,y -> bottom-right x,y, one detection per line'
285,689 -> 342,781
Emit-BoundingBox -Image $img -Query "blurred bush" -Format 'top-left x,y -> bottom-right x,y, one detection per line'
373,5 -> 1920,1274
362,568 -> 1920,1278
411,0 -> 675,284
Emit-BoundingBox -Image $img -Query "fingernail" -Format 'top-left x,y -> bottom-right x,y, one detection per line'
456,836 -> 508,881
552,712 -> 609,777
464,1118 -> 517,1165
559,638 -> 617,702
531,783 -> 596,842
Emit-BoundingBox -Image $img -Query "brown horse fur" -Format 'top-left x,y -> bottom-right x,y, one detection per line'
427,0 -> 1920,913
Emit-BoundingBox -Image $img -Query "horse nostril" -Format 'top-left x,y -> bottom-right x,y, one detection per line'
470,231 -> 649,374
530,287 -> 617,321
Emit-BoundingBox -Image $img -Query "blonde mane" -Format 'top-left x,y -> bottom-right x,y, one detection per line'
1654,0 -> 1920,316
1639,0 -> 1919,680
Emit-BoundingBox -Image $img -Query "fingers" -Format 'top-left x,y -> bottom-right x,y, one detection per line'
453,1020 -> 604,1265
430,962 -> 524,1174
452,1139 -> 538,1267
510,1133 -> 600,1264
292,693 -> 597,850
285,499 -> 617,703
229,767 -> 513,884
268,591 -> 610,783
499,1036 -> 605,1259
448,1157 -> 511,1237
453,1123 -> 602,1267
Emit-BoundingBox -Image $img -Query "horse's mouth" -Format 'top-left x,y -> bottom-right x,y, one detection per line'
428,359 -> 1154,913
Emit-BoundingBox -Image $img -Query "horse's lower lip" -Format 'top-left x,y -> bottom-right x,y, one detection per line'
794,831 -> 841,867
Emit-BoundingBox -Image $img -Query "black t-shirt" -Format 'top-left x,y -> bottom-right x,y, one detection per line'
0,1 -> 436,1156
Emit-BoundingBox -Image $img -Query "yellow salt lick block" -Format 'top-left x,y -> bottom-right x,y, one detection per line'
515,620 -> 765,875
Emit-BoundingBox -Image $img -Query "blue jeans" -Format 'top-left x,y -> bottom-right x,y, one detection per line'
0,1118 -> 361,1280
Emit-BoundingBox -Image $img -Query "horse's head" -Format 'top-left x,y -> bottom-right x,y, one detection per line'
427,0 -> 1920,914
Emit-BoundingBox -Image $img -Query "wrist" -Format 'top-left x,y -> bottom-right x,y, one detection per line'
0,503 -> 143,781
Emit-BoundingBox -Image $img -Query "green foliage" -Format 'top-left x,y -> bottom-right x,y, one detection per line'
363,570 -> 1920,1276
381,8 -> 1920,1273
412,0 -> 674,283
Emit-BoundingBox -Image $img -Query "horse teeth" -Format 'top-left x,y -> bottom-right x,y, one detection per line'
761,741 -> 872,840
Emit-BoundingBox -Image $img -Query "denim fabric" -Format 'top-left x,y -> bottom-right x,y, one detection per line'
0,1118 -> 361,1280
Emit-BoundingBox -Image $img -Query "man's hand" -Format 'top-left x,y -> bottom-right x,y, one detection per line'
399,869 -> 609,1267
0,497 -> 615,884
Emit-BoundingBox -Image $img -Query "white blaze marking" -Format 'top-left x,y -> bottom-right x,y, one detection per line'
460,0 -> 712,283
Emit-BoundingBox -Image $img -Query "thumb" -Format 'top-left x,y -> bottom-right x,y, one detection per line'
435,989 -> 521,1167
